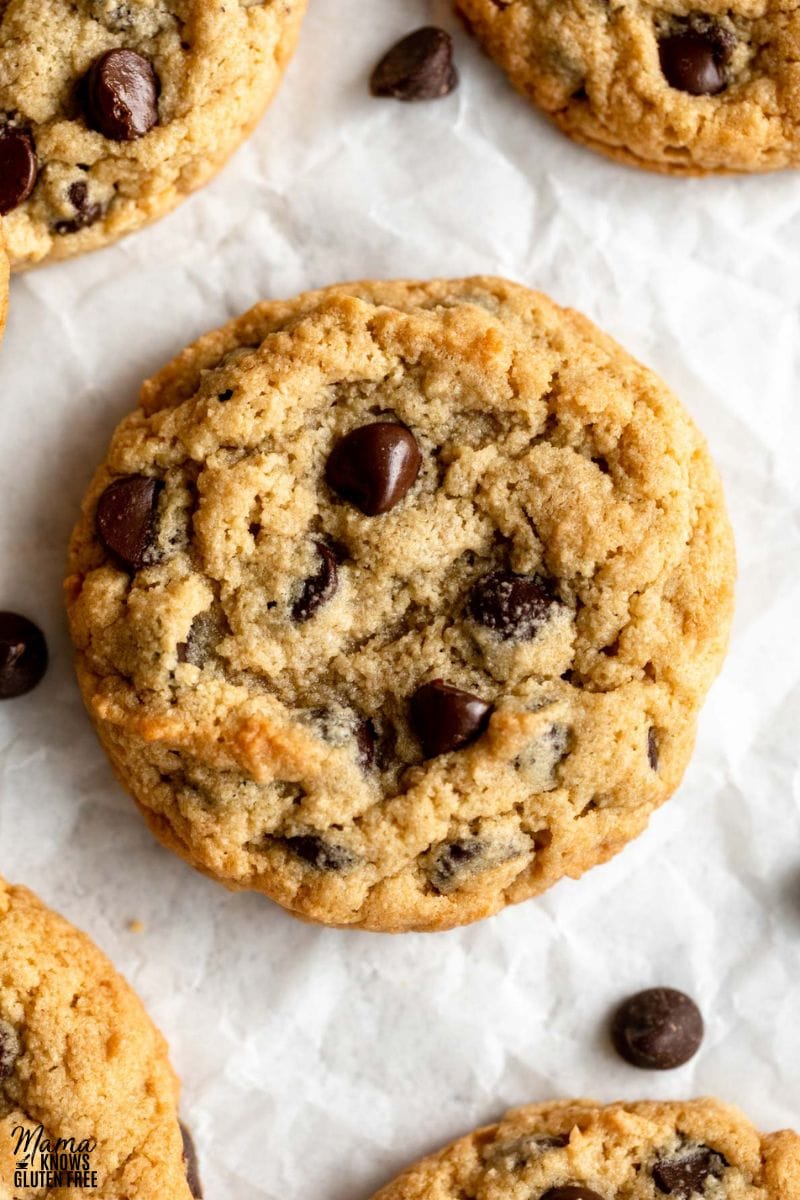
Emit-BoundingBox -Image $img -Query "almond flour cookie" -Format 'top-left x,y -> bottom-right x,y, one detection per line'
0,0 -> 307,268
455,2 -> 800,175
65,277 -> 736,933
369,1099 -> 800,1200
0,877 -> 197,1199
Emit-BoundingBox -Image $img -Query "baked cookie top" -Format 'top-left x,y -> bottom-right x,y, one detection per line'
370,1099 -> 800,1200
0,0 -> 306,268
66,277 -> 735,933
0,877 -> 193,1199
455,1 -> 800,175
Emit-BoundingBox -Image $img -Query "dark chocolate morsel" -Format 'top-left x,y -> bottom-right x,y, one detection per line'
648,727 -> 660,771
410,679 -> 492,758
355,719 -> 376,769
485,1133 -> 569,1169
469,570 -> 559,639
284,835 -> 357,872
83,48 -> 160,140
540,1190 -> 604,1200
0,613 -> 48,700
652,1145 -> 727,1197
370,27 -> 458,101
95,475 -> 162,571
180,1123 -> 203,1199
326,422 -> 421,515
0,127 -> 38,215
658,30 -> 728,96
53,180 -> 103,234
291,543 -> 339,621
612,988 -> 703,1070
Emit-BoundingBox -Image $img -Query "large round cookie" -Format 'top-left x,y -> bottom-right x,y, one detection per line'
456,2 -> 800,175
65,277 -> 735,933
0,0 -> 306,268
370,1099 -> 800,1200
0,877 -> 196,1199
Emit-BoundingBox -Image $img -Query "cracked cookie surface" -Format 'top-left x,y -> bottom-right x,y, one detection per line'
65,276 -> 735,933
455,1 -> 800,175
0,0 -> 306,268
369,1099 -> 800,1200
0,877 -> 192,1200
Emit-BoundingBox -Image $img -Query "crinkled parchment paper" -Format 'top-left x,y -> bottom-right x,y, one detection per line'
2,2 -> 800,1197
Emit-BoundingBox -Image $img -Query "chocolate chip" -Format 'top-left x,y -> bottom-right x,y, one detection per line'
370,27 -> 458,101
0,613 -> 48,700
180,1124 -> 203,1199
95,475 -> 162,571
83,49 -> 160,140
284,835 -> 357,872
470,570 -> 559,639
540,1190 -> 604,1200
648,727 -> 660,771
652,1146 -> 727,1197
177,612 -> 224,668
53,180 -> 103,235
658,30 -> 729,96
409,679 -> 492,758
0,1020 -> 20,1079
485,1133 -> 569,1169
427,838 -> 484,893
612,988 -> 703,1070
291,543 -> 338,622
326,423 -> 421,516
355,719 -> 376,769
0,128 -> 37,215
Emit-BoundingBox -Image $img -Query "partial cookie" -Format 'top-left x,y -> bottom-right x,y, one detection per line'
455,2 -> 800,175
65,276 -> 735,933
0,0 -> 307,267
369,1099 -> 800,1199
0,877 -> 195,1199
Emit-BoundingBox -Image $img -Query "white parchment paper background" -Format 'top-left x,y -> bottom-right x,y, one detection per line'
2,2 -> 800,1196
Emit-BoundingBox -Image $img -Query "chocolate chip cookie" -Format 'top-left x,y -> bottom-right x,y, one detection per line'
0,876 -> 195,1198
455,2 -> 800,175
65,277 -> 735,932
0,0 -> 307,268
369,1099 -> 800,1200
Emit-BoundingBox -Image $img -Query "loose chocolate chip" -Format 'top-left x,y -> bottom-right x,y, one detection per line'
0,613 -> 48,700
291,543 -> 339,622
658,30 -> 728,96
370,27 -> 458,101
95,475 -> 162,571
0,128 -> 37,215
355,718 -> 376,769
541,1190 -> 604,1200
284,834 -> 357,872
410,679 -> 492,758
180,1124 -> 203,1199
470,570 -> 558,639
0,1020 -> 20,1079
652,1146 -> 727,1197
326,422 -> 421,516
612,988 -> 703,1070
53,180 -> 103,234
648,727 -> 660,771
83,49 -> 160,141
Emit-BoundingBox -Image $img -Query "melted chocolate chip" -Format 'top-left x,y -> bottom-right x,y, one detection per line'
292,543 -> 338,621
541,1190 -> 604,1200
95,475 -> 162,571
612,988 -> 703,1070
53,180 -> 103,234
0,613 -> 48,700
648,727 -> 660,771
180,1123 -> 203,1199
427,838 -> 484,893
659,28 -> 730,96
326,422 -> 421,515
83,49 -> 160,140
0,1020 -> 20,1079
370,27 -> 458,101
0,128 -> 37,215
284,835 -> 357,872
652,1146 -> 727,1197
470,570 -> 558,639
409,679 -> 492,758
